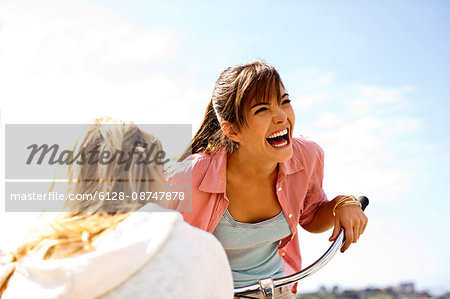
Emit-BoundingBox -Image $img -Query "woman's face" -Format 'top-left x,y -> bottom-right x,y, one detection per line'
234,88 -> 295,163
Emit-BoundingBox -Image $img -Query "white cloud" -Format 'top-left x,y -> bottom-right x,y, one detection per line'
0,0 -> 187,124
313,113 -> 344,129
0,0 -> 178,71
348,85 -> 415,114
284,67 -> 334,92
283,68 -> 334,109
295,91 -> 330,110
291,79 -> 420,202
317,74 -> 332,86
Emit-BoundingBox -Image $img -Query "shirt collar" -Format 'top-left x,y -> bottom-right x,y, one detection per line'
279,146 -> 304,175
198,146 -> 304,194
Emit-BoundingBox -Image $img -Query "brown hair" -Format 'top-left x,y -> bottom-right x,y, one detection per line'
178,59 -> 285,161
0,118 -> 168,295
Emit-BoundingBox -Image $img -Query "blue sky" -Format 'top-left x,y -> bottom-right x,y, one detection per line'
0,0 -> 449,295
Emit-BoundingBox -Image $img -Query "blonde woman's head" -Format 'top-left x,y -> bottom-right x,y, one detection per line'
1,118 -> 170,295
61,117 -> 169,213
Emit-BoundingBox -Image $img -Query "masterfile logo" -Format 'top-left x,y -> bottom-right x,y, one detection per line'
4,124 -> 192,212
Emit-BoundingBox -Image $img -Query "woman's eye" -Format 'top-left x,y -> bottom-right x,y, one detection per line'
282,99 -> 291,105
255,107 -> 268,114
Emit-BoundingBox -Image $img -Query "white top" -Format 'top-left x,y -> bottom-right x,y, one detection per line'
1,203 -> 234,299
213,209 -> 291,287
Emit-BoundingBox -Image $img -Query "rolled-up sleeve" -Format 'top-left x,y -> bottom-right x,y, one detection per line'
299,189 -> 327,226
299,142 -> 328,227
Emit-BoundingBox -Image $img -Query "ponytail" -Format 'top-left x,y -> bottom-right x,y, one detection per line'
178,101 -> 223,162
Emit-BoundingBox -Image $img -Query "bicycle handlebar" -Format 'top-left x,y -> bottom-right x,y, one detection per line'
234,196 -> 369,299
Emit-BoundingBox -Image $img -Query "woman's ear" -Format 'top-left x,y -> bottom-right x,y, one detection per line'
221,121 -> 240,143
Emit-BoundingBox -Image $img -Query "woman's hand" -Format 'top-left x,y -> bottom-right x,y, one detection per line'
329,201 -> 368,252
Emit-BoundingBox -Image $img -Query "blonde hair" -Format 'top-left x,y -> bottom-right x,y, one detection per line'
0,118 -> 168,294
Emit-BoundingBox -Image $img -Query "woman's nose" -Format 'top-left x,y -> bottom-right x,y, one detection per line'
272,107 -> 287,124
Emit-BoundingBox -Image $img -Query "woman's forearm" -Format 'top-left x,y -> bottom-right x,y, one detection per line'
301,196 -> 342,233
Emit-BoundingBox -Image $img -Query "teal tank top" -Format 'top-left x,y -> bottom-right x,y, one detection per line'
212,208 -> 292,287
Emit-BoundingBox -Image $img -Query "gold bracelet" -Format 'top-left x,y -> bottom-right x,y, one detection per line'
332,196 -> 359,216
335,195 -> 357,206
335,200 -> 360,210
333,201 -> 361,216
340,201 -> 362,208
334,196 -> 355,208
333,198 -> 349,216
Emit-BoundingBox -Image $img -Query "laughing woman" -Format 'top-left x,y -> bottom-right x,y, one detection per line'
168,60 -> 368,298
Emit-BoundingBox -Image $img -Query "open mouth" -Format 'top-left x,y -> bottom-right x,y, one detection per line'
266,128 -> 290,148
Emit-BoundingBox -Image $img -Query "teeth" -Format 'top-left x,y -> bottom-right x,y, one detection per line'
272,140 -> 288,147
267,128 -> 288,139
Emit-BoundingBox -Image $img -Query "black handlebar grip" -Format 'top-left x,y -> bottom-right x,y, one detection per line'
358,196 -> 369,211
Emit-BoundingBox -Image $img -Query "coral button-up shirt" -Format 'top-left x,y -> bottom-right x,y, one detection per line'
166,137 -> 328,293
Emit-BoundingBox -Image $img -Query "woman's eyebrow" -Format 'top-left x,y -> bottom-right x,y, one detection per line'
250,94 -> 289,109
250,102 -> 270,109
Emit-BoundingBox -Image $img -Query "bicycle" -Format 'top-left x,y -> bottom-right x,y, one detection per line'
233,196 -> 369,299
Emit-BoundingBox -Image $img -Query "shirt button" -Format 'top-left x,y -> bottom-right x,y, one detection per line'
277,187 -> 282,192
288,213 -> 293,218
